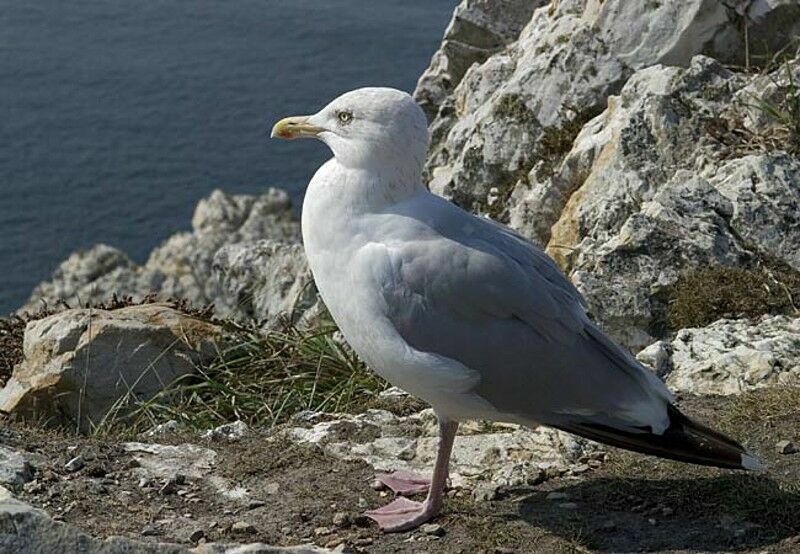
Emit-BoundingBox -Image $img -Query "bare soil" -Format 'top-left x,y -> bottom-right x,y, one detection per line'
5,389 -> 800,554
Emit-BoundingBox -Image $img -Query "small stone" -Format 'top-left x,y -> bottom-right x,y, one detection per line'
264,482 -> 280,495
280,526 -> 292,535
231,521 -> 256,534
64,456 -> 85,473
248,499 -> 266,510
420,523 -> 445,536
323,537 -> 343,548
354,537 -> 373,546
370,479 -> 386,491
776,440 -> 797,454
314,526 -> 334,536
138,478 -> 151,488
661,507 -> 674,516
141,526 -> 158,536
174,473 -> 186,485
189,529 -> 205,543
356,497 -> 368,510
332,511 -> 350,527
648,518 -> 657,526
546,492 -> 569,501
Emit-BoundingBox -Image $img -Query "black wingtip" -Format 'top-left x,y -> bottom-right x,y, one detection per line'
554,404 -> 760,471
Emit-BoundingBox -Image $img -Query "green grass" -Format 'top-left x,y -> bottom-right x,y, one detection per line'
100,319 -> 389,434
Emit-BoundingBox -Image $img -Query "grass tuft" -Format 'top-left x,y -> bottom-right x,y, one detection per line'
103,319 -> 388,434
664,259 -> 800,330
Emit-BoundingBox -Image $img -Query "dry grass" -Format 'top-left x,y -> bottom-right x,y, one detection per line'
664,259 -> 800,330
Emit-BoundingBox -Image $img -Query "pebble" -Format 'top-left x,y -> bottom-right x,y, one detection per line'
420,523 -> 445,536
332,511 -> 350,528
323,537 -> 343,548
776,440 -> 797,454
189,529 -> 205,543
248,500 -> 266,510
141,526 -> 158,536
264,482 -> 280,495
64,456 -> 85,473
280,526 -> 292,535
174,474 -> 186,485
231,521 -> 256,534
354,537 -> 374,546
314,526 -> 334,536
356,497 -> 368,510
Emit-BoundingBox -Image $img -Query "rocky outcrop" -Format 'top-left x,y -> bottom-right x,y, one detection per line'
0,304 -> 222,433
530,56 -> 800,349
19,189 -> 308,327
414,0 -> 547,120
638,315 -> 800,395
420,0 -> 800,220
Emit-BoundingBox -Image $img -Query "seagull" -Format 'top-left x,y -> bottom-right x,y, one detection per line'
270,87 -> 761,532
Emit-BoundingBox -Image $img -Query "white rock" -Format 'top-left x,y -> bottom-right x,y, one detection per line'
0,304 -> 221,433
637,315 -> 800,395
203,420 -> 251,442
286,409 -> 598,492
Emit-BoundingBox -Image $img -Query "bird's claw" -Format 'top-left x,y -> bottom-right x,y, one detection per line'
373,470 -> 431,495
364,496 -> 439,532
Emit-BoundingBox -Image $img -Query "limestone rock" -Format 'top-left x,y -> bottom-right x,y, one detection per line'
637,315 -> 800,395
511,54 -> 800,350
19,189 -> 307,327
212,240 -> 318,327
123,442 -> 247,501
414,0 -> 546,120
286,408 -> 599,496
421,0 -> 800,221
0,304 -> 221,432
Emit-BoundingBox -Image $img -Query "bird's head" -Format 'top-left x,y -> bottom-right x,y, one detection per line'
271,87 -> 428,177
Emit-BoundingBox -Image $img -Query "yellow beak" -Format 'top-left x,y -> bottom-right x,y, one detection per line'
270,115 -> 325,140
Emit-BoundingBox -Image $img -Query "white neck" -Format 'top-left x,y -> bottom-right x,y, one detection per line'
305,158 -> 426,216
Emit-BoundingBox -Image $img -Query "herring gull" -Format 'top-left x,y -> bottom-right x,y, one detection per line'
270,87 -> 761,532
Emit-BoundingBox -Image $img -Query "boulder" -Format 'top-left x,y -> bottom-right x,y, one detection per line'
638,315 -> 800,395
0,304 -> 222,433
19,189 -> 307,327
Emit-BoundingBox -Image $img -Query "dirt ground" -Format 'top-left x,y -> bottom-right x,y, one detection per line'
6,389 -> 800,554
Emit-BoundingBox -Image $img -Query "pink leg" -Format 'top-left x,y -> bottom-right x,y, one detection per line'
365,416 -> 458,532
372,470 -> 431,495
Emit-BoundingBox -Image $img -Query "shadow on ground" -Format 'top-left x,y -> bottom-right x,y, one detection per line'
518,474 -> 800,552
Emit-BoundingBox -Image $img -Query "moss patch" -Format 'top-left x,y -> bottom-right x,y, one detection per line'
664,258 -> 800,330
493,93 -> 538,126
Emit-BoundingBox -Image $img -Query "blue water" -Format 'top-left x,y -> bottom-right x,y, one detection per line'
0,0 -> 454,314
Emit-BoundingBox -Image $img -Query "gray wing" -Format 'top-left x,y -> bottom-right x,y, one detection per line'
381,193 -> 672,431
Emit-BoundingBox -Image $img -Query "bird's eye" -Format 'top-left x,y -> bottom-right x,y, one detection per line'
337,110 -> 353,125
